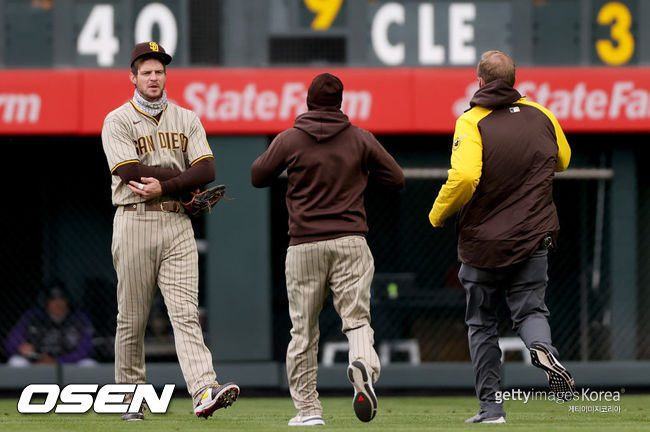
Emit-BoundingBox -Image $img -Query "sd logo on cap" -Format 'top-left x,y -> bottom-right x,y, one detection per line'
130,41 -> 172,67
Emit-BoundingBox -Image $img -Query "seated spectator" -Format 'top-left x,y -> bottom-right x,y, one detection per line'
4,284 -> 95,366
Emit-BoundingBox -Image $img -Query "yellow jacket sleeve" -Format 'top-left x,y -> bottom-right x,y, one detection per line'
429,109 -> 487,228
553,118 -> 571,172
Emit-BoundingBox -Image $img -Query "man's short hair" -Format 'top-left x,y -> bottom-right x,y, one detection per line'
131,57 -> 167,76
477,50 -> 516,86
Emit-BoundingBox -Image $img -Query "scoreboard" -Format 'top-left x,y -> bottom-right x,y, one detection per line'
2,0 -> 650,136
0,0 -> 648,68
0,0 -> 187,67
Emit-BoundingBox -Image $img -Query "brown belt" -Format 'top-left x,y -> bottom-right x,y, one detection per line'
123,201 -> 182,213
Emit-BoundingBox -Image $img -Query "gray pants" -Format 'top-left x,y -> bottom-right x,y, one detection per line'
459,247 -> 558,417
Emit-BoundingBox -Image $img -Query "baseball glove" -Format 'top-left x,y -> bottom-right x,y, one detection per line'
181,184 -> 226,216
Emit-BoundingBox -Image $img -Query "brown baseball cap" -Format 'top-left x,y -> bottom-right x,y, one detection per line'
130,41 -> 172,67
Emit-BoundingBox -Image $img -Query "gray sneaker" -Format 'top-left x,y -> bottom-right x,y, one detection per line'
347,360 -> 377,422
121,403 -> 145,421
465,411 -> 506,424
530,343 -> 575,400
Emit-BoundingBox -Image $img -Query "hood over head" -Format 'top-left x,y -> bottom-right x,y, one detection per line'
470,79 -> 522,109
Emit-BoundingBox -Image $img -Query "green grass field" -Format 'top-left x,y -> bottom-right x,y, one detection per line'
0,394 -> 648,432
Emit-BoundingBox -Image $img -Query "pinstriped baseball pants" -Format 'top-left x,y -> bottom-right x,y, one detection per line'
112,205 -> 217,405
285,235 -> 381,417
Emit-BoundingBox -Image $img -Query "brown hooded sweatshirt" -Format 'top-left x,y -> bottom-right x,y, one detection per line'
251,108 -> 405,245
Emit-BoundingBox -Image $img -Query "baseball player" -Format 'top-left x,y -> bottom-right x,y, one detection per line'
429,50 -> 575,423
251,73 -> 405,426
101,41 -> 238,421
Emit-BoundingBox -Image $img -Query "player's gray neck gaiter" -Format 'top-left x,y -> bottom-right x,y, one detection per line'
132,90 -> 168,117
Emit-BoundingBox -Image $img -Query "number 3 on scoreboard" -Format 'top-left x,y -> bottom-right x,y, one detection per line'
596,1 -> 634,66
77,3 -> 178,67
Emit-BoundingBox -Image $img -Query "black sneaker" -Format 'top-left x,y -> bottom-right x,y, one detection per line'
194,382 -> 239,419
465,411 -> 506,424
121,403 -> 145,421
530,343 -> 576,400
347,360 -> 377,422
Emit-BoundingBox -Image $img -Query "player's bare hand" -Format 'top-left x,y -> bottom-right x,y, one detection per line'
128,177 -> 162,199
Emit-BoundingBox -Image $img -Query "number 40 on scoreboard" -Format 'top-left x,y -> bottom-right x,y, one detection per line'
76,2 -> 179,67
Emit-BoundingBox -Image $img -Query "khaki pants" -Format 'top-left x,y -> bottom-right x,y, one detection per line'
285,235 -> 381,416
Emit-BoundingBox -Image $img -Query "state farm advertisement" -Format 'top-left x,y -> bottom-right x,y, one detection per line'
1,67 -> 649,135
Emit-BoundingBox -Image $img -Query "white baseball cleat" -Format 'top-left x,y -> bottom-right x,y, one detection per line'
347,360 -> 377,422
194,382 -> 239,419
288,415 -> 325,426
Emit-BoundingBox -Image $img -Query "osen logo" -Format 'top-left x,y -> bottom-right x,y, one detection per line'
17,383 -> 175,414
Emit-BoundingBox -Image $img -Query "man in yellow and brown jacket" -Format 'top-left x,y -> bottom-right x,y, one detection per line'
429,51 -> 575,424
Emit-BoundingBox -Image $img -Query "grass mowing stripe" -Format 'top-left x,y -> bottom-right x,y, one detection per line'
0,395 -> 648,431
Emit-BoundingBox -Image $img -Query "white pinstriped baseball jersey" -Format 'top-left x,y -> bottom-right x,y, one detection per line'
101,101 -> 213,206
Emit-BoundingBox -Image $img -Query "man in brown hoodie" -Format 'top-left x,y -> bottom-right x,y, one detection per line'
251,73 -> 404,426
